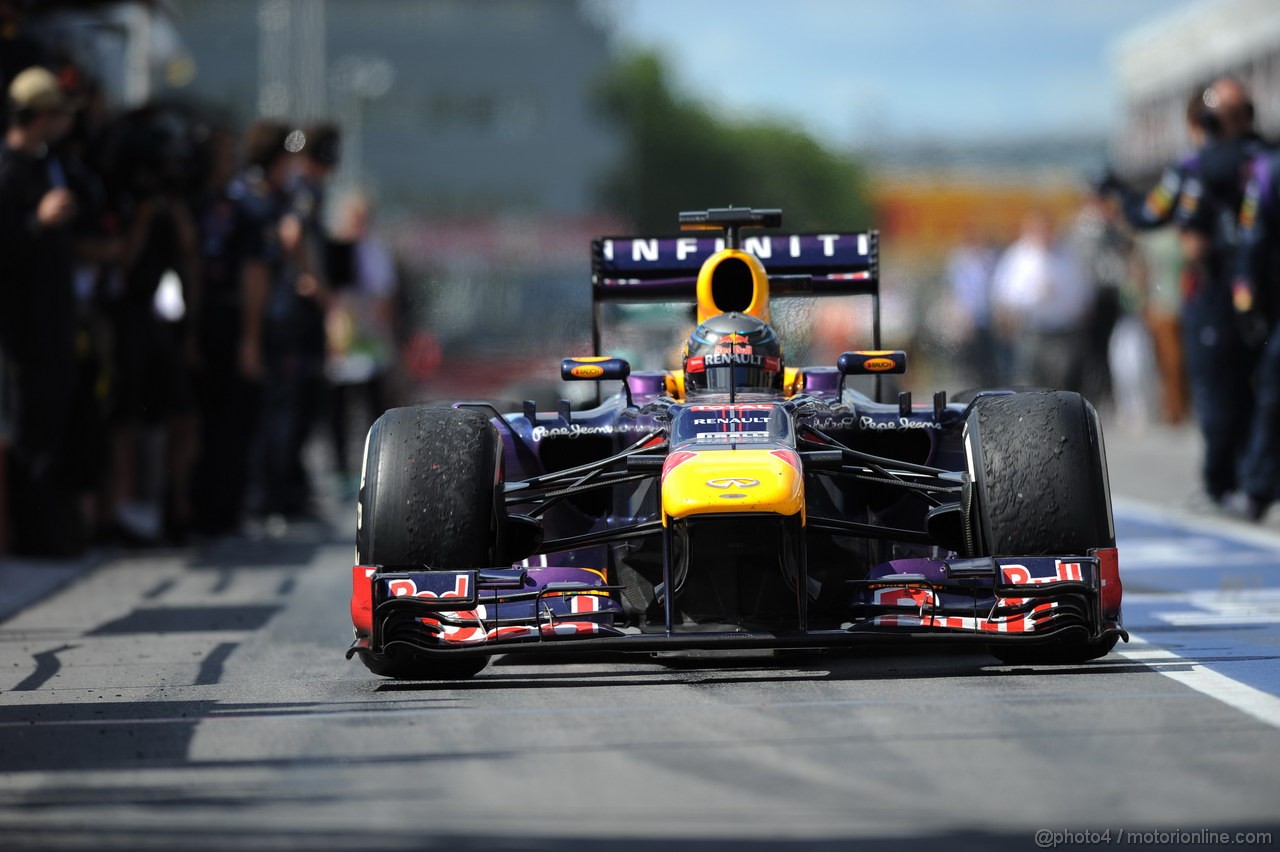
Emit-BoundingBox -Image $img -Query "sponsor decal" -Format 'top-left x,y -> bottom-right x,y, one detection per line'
703,351 -> 765,368
599,234 -> 867,267
692,415 -> 770,426
862,358 -> 896,372
805,415 -> 858,430
718,333 -> 751,345
706,478 -> 759,489
686,355 -> 705,373
997,561 -> 1085,608
388,573 -> 471,601
695,432 -> 769,443
570,364 -> 605,379
858,416 -> 939,431
531,423 -> 648,441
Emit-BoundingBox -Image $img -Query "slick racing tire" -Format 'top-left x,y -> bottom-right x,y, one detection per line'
964,391 -> 1118,665
356,406 -> 502,680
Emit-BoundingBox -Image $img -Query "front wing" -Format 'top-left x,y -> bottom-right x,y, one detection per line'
347,550 -> 1125,662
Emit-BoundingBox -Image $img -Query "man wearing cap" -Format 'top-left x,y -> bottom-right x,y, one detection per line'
0,66 -> 82,553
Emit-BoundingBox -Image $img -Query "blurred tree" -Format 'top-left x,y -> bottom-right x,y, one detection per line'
596,50 -> 872,232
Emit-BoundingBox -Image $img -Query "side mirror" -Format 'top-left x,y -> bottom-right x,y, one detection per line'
837,350 -> 907,376
561,357 -> 631,381
561,357 -> 633,406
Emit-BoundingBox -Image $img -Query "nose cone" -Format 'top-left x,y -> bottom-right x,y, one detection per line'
661,448 -> 803,522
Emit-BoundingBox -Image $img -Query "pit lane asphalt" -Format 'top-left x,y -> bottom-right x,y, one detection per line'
1,425 -> 1279,851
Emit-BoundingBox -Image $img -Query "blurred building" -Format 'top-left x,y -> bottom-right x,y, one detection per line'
164,0 -> 621,218
1112,0 -> 1280,179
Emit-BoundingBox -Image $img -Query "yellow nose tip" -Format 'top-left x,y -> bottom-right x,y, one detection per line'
662,448 -> 803,522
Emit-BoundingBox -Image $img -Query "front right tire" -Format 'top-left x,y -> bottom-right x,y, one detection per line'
356,406 -> 501,679
964,391 -> 1118,664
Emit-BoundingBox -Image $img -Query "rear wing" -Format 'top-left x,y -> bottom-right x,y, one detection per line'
589,230 -> 881,355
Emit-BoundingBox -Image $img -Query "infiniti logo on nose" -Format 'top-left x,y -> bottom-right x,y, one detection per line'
705,478 -> 760,489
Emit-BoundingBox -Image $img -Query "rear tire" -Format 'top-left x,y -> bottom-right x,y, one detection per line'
356,406 -> 502,679
965,391 -> 1117,665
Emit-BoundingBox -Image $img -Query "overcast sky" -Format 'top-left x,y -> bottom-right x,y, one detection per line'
598,0 -> 1203,147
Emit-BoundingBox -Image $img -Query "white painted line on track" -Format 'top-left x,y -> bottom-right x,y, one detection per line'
1116,635 -> 1280,730
1110,500 -> 1280,729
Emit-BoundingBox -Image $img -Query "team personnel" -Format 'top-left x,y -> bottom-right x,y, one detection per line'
189,125 -> 275,535
250,122 -> 340,519
1103,77 -> 1263,506
1231,148 -> 1280,520
237,122 -> 308,522
0,67 -> 82,554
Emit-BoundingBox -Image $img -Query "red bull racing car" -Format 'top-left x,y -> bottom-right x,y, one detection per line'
347,207 -> 1125,679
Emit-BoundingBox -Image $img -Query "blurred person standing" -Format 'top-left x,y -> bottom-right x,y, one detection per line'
1230,143 -> 1280,521
58,66 -> 120,539
1134,226 -> 1190,424
246,122 -> 330,520
189,125 -> 277,535
991,212 -> 1094,391
101,109 -> 203,543
1106,230 -> 1161,430
325,193 -> 398,493
232,121 -> 299,524
1066,192 -> 1134,408
944,229 -> 1002,387
0,67 -> 82,554
252,122 -> 338,519
1101,78 -> 1264,505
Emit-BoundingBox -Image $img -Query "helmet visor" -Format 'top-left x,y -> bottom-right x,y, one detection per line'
685,354 -> 781,395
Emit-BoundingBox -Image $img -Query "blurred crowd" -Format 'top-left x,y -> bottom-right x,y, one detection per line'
943,75 -> 1280,522
0,57 -> 400,558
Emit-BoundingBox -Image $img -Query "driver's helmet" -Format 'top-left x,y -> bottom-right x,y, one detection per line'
682,312 -> 784,397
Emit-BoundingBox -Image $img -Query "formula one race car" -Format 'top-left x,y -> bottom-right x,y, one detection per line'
348,207 -> 1126,679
